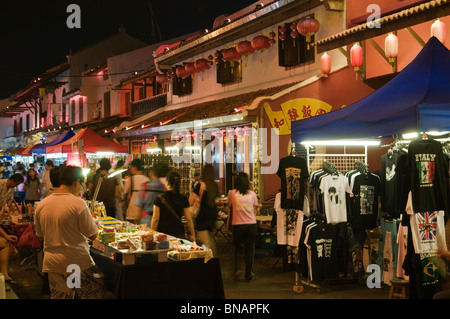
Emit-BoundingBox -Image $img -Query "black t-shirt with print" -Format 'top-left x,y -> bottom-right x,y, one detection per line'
306,223 -> 339,281
380,149 -> 406,217
277,156 -> 309,210
154,191 -> 189,239
351,173 -> 381,230
406,139 -> 449,213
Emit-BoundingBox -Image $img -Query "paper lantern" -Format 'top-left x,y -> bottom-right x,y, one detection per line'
222,47 -> 241,61
184,62 -> 199,75
194,58 -> 212,72
350,43 -> 363,71
236,40 -> 255,56
176,66 -> 189,78
251,35 -> 272,52
385,33 -> 398,63
321,52 -> 331,77
156,73 -> 170,84
297,17 -> 320,49
431,19 -> 446,45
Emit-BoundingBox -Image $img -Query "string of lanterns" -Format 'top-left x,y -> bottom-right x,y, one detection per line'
320,19 -> 447,79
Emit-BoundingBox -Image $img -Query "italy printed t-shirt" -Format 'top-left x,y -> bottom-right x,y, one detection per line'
405,192 -> 447,258
319,174 -> 352,224
350,173 -> 381,230
406,138 -> 449,213
277,155 -> 309,210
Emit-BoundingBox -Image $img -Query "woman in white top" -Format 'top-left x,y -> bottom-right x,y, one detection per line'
123,159 -> 149,224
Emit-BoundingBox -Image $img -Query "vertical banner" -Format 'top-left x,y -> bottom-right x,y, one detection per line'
251,122 -> 260,199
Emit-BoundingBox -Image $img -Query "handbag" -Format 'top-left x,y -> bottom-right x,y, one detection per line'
17,224 -> 42,249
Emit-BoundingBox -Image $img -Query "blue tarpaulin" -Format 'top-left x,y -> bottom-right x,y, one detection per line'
29,130 -> 75,154
291,37 -> 450,142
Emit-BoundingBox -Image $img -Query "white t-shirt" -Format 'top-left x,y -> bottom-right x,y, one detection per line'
34,193 -> 98,274
123,174 -> 150,220
275,192 -> 309,246
319,174 -> 351,224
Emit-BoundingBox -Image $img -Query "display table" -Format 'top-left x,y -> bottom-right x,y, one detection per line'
90,248 -> 225,299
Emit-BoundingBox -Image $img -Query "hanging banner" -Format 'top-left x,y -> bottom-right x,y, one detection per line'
264,98 -> 334,135
263,103 -> 290,135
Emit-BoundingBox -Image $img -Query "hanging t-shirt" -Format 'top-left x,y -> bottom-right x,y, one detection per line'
406,192 -> 447,258
396,223 -> 409,280
319,174 -> 351,224
406,138 -> 449,213
304,223 -> 339,281
382,231 -> 395,286
277,155 -> 309,210
380,149 -> 406,217
350,173 -> 381,230
274,192 -> 309,246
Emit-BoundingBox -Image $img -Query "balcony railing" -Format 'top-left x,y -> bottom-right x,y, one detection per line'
132,93 -> 167,117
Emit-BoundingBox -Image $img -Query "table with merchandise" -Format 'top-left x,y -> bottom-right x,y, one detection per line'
90,205 -> 224,299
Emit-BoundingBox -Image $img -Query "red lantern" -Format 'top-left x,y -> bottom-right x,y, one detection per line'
350,43 -> 363,71
194,58 -> 211,72
251,35 -> 271,52
297,17 -> 320,49
268,38 -> 276,46
184,62 -> 199,75
156,73 -> 170,84
321,52 -> 331,77
176,66 -> 189,78
269,31 -> 276,39
222,47 -> 241,61
431,19 -> 446,45
207,54 -> 214,60
236,40 -> 255,56
385,33 -> 398,63
290,30 -> 298,39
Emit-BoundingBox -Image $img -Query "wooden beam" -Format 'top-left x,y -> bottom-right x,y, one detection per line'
405,26 -> 426,46
367,38 -> 390,64
317,2 -> 450,53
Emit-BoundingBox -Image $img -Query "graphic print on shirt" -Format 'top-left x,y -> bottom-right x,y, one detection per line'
422,258 -> 439,285
385,164 -> 396,182
327,186 -> 343,205
415,154 -> 436,187
360,185 -> 375,215
286,209 -> 299,238
285,167 -> 301,200
416,211 -> 438,242
315,238 -> 332,258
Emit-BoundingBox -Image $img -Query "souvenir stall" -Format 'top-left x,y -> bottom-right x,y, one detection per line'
288,37 -> 450,298
89,210 -> 223,299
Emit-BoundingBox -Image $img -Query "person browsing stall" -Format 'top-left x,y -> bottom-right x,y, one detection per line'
152,171 -> 195,241
34,166 -> 105,299
123,159 -> 149,224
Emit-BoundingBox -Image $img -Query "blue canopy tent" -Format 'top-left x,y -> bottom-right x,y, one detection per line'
291,37 -> 450,142
29,130 -> 75,154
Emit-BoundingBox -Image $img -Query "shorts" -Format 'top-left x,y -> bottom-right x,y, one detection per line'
47,265 -> 105,299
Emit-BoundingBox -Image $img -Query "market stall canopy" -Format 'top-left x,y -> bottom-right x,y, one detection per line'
25,130 -> 76,155
291,37 -> 450,142
46,127 -> 128,154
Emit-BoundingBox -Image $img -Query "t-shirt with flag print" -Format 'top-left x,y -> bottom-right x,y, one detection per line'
406,138 -> 449,213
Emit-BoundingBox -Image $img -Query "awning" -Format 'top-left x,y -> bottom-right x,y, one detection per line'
291,37 -> 450,142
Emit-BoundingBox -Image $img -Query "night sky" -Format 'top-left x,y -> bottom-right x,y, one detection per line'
0,0 -> 257,99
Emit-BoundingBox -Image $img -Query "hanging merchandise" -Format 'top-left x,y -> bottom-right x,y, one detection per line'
319,164 -> 352,224
405,136 -> 449,214
380,145 -> 407,218
349,163 -> 381,231
276,152 -> 309,210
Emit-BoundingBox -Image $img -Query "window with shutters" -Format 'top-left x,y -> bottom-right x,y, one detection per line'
173,75 -> 192,96
79,97 -> 84,123
278,22 -> 315,67
71,100 -> 76,124
216,60 -> 242,85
